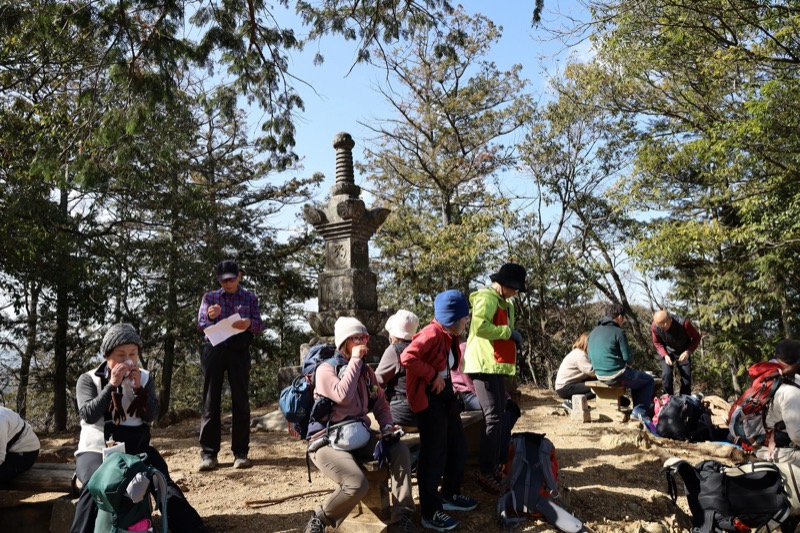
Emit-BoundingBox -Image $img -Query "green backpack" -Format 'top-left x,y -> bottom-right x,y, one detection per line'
86,452 -> 168,533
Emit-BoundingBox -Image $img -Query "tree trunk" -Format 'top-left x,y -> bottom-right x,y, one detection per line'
159,297 -> 176,420
17,282 -> 40,417
54,187 -> 69,431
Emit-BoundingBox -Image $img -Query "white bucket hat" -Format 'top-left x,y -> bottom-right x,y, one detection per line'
384,310 -> 419,341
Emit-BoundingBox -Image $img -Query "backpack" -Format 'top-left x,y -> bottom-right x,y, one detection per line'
651,393 -> 672,427
728,361 -> 797,450
86,452 -> 168,533
663,457 -> 791,532
655,394 -> 715,442
496,432 -> 584,532
278,343 -> 339,440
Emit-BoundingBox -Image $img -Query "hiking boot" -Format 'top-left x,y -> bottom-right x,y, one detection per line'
303,513 -> 326,533
475,471 -> 501,494
389,515 -> 418,533
197,456 -> 218,472
421,511 -> 458,532
441,493 -> 478,511
561,399 -> 573,411
233,455 -> 252,469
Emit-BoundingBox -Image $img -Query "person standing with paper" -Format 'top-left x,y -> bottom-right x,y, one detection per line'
196,260 -> 265,472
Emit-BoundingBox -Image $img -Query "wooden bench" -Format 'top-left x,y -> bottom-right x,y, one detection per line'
0,463 -> 78,533
3,463 -> 78,495
585,380 -> 629,421
586,377 -> 662,422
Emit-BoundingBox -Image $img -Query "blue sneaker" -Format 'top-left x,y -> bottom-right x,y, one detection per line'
421,511 -> 459,532
441,493 -> 477,511
631,405 -> 649,422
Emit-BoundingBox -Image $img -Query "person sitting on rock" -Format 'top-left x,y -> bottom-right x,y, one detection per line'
588,303 -> 655,418
303,317 -> 416,533
70,323 -> 207,533
0,406 -> 39,484
554,332 -> 596,410
375,309 -> 420,428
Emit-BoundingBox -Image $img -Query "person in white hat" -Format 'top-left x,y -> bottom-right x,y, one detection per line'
375,310 -> 420,427
303,317 -> 416,533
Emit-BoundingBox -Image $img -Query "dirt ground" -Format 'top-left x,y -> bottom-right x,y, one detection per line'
10,385 -> 745,532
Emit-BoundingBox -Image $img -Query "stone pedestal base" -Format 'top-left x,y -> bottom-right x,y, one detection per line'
570,394 -> 591,423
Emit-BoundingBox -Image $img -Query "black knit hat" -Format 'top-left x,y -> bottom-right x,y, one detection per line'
489,263 -> 527,292
101,323 -> 142,357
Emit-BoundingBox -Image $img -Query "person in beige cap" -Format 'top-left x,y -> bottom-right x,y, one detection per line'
303,316 -> 416,533
376,310 -> 421,427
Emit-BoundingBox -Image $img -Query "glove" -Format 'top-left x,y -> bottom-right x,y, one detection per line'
510,330 -> 523,346
110,390 -> 126,425
373,437 -> 397,468
126,387 -> 149,419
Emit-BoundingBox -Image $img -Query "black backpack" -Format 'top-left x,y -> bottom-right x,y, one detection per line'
664,457 -> 791,532
655,394 -> 715,442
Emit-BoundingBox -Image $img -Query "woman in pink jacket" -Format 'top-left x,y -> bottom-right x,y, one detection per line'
303,317 -> 415,533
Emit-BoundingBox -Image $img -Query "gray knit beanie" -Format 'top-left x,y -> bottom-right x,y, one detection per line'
101,323 -> 142,357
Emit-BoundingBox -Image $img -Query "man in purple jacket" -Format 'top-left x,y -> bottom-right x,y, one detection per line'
196,260 -> 265,471
651,310 -> 702,396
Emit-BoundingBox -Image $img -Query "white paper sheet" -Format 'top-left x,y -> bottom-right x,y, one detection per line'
103,441 -> 126,461
204,313 -> 243,346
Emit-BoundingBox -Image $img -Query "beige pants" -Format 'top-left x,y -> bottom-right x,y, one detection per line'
310,437 -> 415,527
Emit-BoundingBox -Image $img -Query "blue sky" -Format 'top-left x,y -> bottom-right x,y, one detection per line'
262,1 -> 592,231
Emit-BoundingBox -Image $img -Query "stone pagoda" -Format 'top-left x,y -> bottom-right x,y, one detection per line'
302,132 -> 390,361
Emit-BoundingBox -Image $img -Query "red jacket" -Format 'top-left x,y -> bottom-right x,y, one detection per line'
400,320 -> 460,413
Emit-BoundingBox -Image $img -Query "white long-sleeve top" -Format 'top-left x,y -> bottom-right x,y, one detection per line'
756,374 -> 800,464
554,348 -> 595,391
0,406 -> 40,464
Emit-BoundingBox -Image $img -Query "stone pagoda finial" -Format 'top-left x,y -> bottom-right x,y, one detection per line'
302,133 -> 391,352
330,132 -> 360,197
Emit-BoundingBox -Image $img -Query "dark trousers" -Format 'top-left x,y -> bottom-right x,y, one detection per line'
0,449 -> 38,484
199,341 -> 251,458
556,381 -> 596,400
389,399 -> 418,427
416,386 -> 467,520
662,357 -> 692,395
70,447 -> 204,533
470,373 -> 506,475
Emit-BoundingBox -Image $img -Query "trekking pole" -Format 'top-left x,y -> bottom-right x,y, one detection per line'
244,489 -> 333,507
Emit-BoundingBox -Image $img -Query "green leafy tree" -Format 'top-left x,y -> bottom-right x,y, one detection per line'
575,0 -> 800,394
360,8 -> 533,311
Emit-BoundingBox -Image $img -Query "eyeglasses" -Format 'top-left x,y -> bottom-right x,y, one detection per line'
349,335 -> 370,344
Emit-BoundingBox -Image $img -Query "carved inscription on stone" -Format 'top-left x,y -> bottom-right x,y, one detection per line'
330,241 -> 349,269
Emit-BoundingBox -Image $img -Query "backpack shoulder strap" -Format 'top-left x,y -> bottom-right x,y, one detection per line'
148,468 -> 169,533
538,437 -> 559,498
